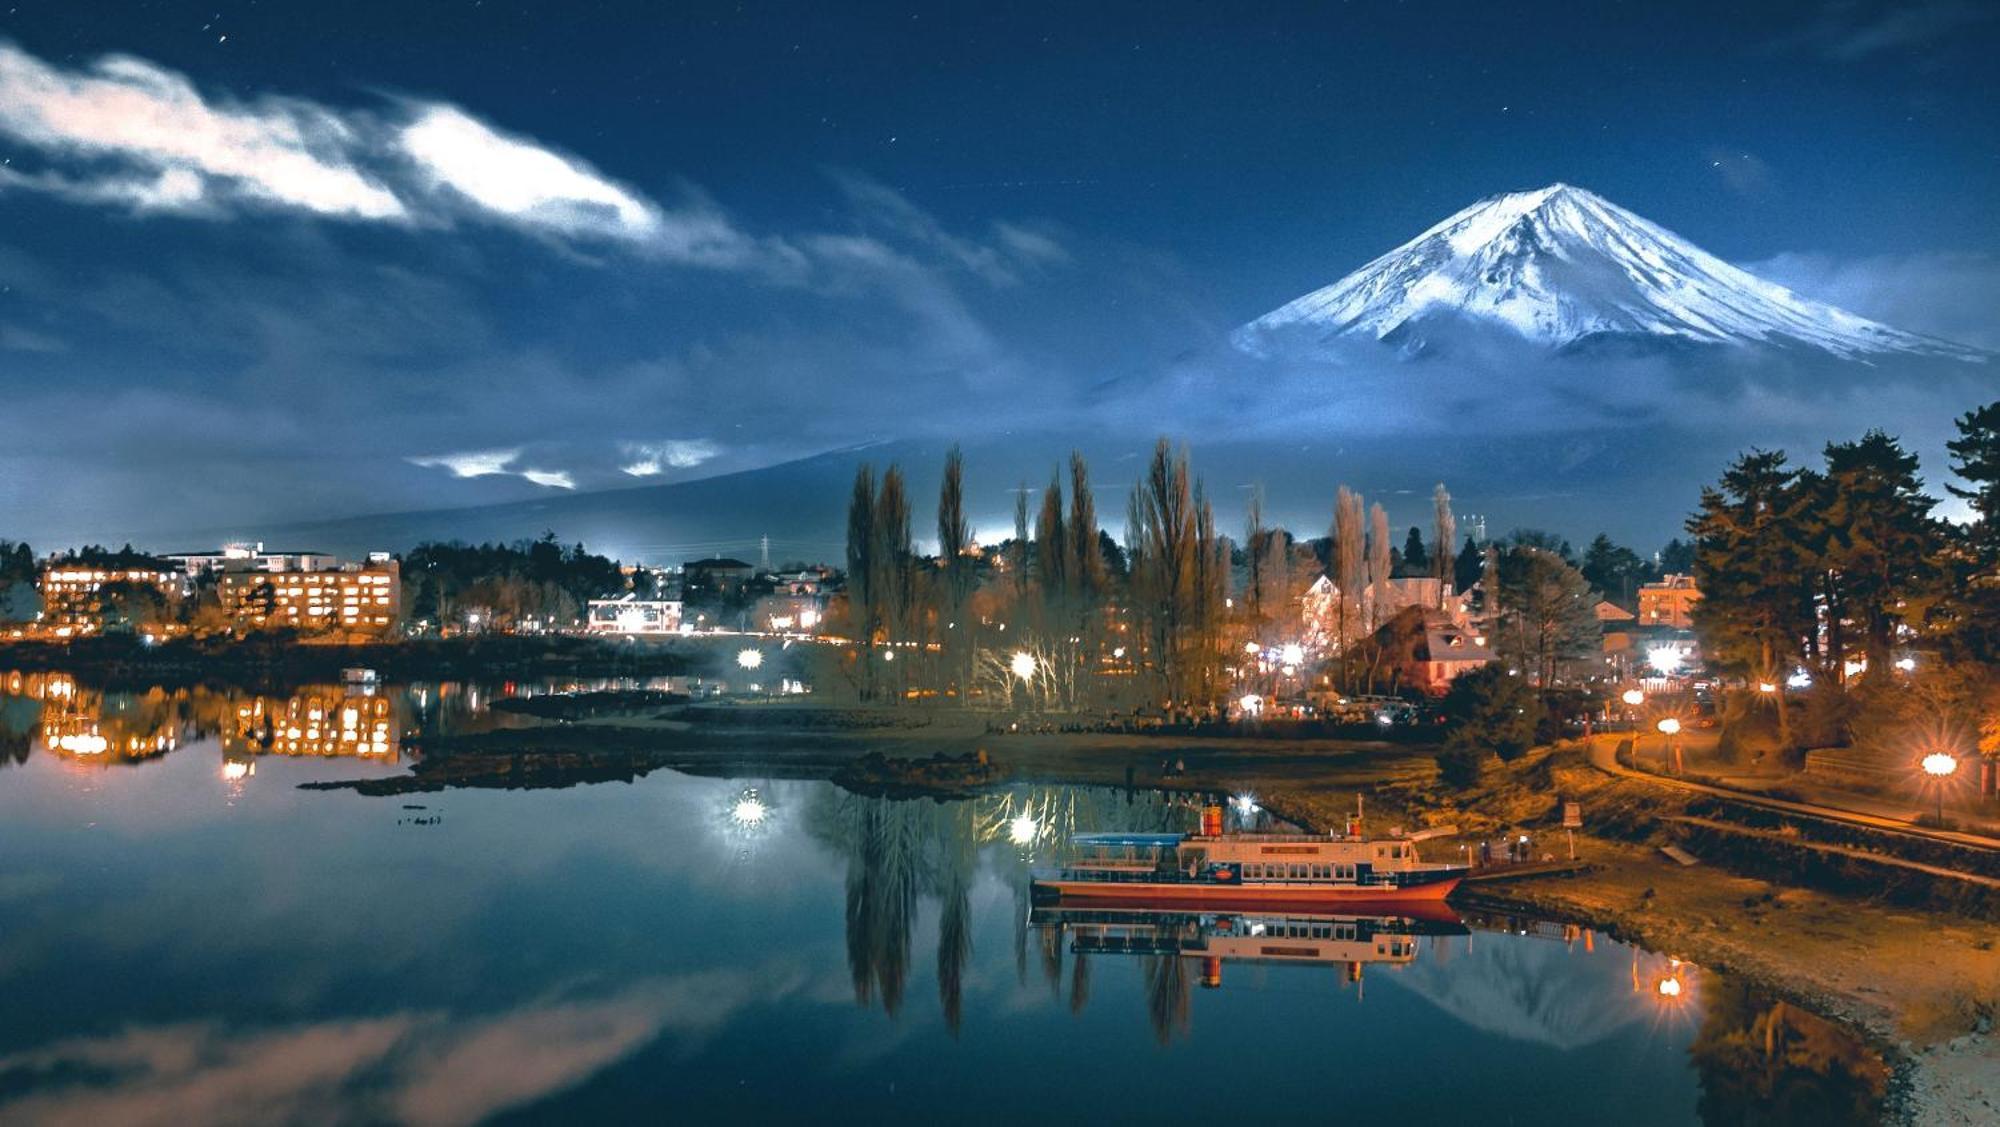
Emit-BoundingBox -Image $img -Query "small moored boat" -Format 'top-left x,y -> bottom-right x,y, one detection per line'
1031,804 -> 1466,908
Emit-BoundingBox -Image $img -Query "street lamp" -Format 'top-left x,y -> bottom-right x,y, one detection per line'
1009,651 -> 1036,680
1921,752 -> 1959,825
736,648 -> 763,670
1656,717 -> 1682,774
1621,689 -> 1644,706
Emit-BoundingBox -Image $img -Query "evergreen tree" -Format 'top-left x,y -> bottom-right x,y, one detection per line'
1820,431 -> 1940,680
1401,526 -> 1428,575
1943,401 -> 2000,661
1453,535 -> 1484,596
1580,533 -> 1648,609
1687,450 -> 1812,745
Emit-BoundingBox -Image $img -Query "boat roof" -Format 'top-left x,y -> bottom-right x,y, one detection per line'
1069,832 -> 1186,848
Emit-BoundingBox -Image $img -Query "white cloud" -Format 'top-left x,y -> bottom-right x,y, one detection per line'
619,439 -> 721,476
0,42 -> 405,219
407,448 -> 520,478
397,104 -> 662,243
518,467 -> 575,489
0,42 -> 773,268
1746,250 -> 2000,351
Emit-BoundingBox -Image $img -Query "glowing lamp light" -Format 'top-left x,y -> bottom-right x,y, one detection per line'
1646,645 -> 1683,676
1007,813 -> 1038,845
736,648 -> 764,670
1237,693 -> 1263,717
1244,641 -> 1262,655
1280,643 -> 1306,667
1757,682 -> 1777,694
1231,793 -> 1260,817
1657,976 -> 1683,998
1787,669 -> 1813,689
1009,651 -> 1037,680
1921,752 -> 1959,778
1621,689 -> 1645,707
1894,656 -> 1917,672
1656,717 -> 1681,736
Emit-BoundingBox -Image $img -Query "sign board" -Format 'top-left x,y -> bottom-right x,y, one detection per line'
1562,802 -> 1582,829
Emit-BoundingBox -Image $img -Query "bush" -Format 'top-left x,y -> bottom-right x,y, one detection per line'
1439,664 -> 1542,764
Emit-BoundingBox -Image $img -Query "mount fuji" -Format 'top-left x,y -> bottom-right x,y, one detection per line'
1233,183 -> 1986,363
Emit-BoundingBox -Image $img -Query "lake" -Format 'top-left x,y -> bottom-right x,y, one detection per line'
0,676 -> 1888,1124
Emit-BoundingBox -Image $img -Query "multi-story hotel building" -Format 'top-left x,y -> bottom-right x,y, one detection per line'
38,562 -> 189,633
217,556 -> 401,636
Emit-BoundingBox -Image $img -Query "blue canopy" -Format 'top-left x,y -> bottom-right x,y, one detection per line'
1069,832 -> 1186,848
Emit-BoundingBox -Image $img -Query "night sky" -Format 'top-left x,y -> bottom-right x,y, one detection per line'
2,1 -> 1996,551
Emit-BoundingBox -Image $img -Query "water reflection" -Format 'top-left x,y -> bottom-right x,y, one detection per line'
0,686 -> 1891,1124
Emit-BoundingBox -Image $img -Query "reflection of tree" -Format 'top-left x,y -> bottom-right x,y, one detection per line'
1689,972 -> 1887,1125
935,804 -> 976,1037
1142,955 -> 1192,1046
805,782 -> 1193,1029
1068,952 -> 1090,1015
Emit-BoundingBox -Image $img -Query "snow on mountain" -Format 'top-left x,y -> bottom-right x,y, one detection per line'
1233,183 -> 1986,362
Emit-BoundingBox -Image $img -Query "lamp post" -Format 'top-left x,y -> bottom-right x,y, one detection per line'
1921,752 -> 1959,826
1656,716 -> 1682,775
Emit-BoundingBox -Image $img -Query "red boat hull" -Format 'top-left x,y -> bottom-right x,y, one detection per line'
1033,877 -> 1462,913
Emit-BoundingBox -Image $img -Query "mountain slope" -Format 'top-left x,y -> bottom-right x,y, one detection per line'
1234,184 -> 1985,362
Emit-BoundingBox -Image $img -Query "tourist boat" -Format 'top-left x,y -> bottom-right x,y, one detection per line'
340,667 -> 379,686
1028,904 -> 1467,985
1031,804 -> 1467,908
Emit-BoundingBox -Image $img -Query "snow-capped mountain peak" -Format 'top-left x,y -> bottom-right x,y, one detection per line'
1233,183 -> 1984,362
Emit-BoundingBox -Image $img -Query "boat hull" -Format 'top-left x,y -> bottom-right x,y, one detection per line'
1032,876 -> 1462,910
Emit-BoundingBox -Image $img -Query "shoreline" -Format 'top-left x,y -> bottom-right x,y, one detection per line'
307,701 -> 1994,1123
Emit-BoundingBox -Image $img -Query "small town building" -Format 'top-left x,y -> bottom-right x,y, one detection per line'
1367,606 -> 1497,694
585,595 -> 685,636
1638,574 -> 1701,629
165,543 -> 340,577
681,557 -> 755,602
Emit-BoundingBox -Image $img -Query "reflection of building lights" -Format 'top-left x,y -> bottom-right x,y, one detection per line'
223,760 -> 252,782
1280,643 -> 1306,667
1009,651 -> 1036,680
1656,717 -> 1681,736
1646,646 -> 1683,676
1008,814 -> 1037,845
736,648 -> 764,670
1621,689 -> 1644,706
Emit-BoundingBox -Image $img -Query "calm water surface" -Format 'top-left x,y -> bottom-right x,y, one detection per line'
0,677 -> 1887,1124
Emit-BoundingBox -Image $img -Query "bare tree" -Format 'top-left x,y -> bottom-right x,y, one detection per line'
1368,501 -> 1392,630
1433,482 -> 1456,609
1333,485 -> 1366,685
937,446 -> 972,700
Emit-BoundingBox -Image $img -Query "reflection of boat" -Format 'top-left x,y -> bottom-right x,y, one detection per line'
1029,904 -> 1467,986
1032,806 -> 1467,907
341,667 -> 379,686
